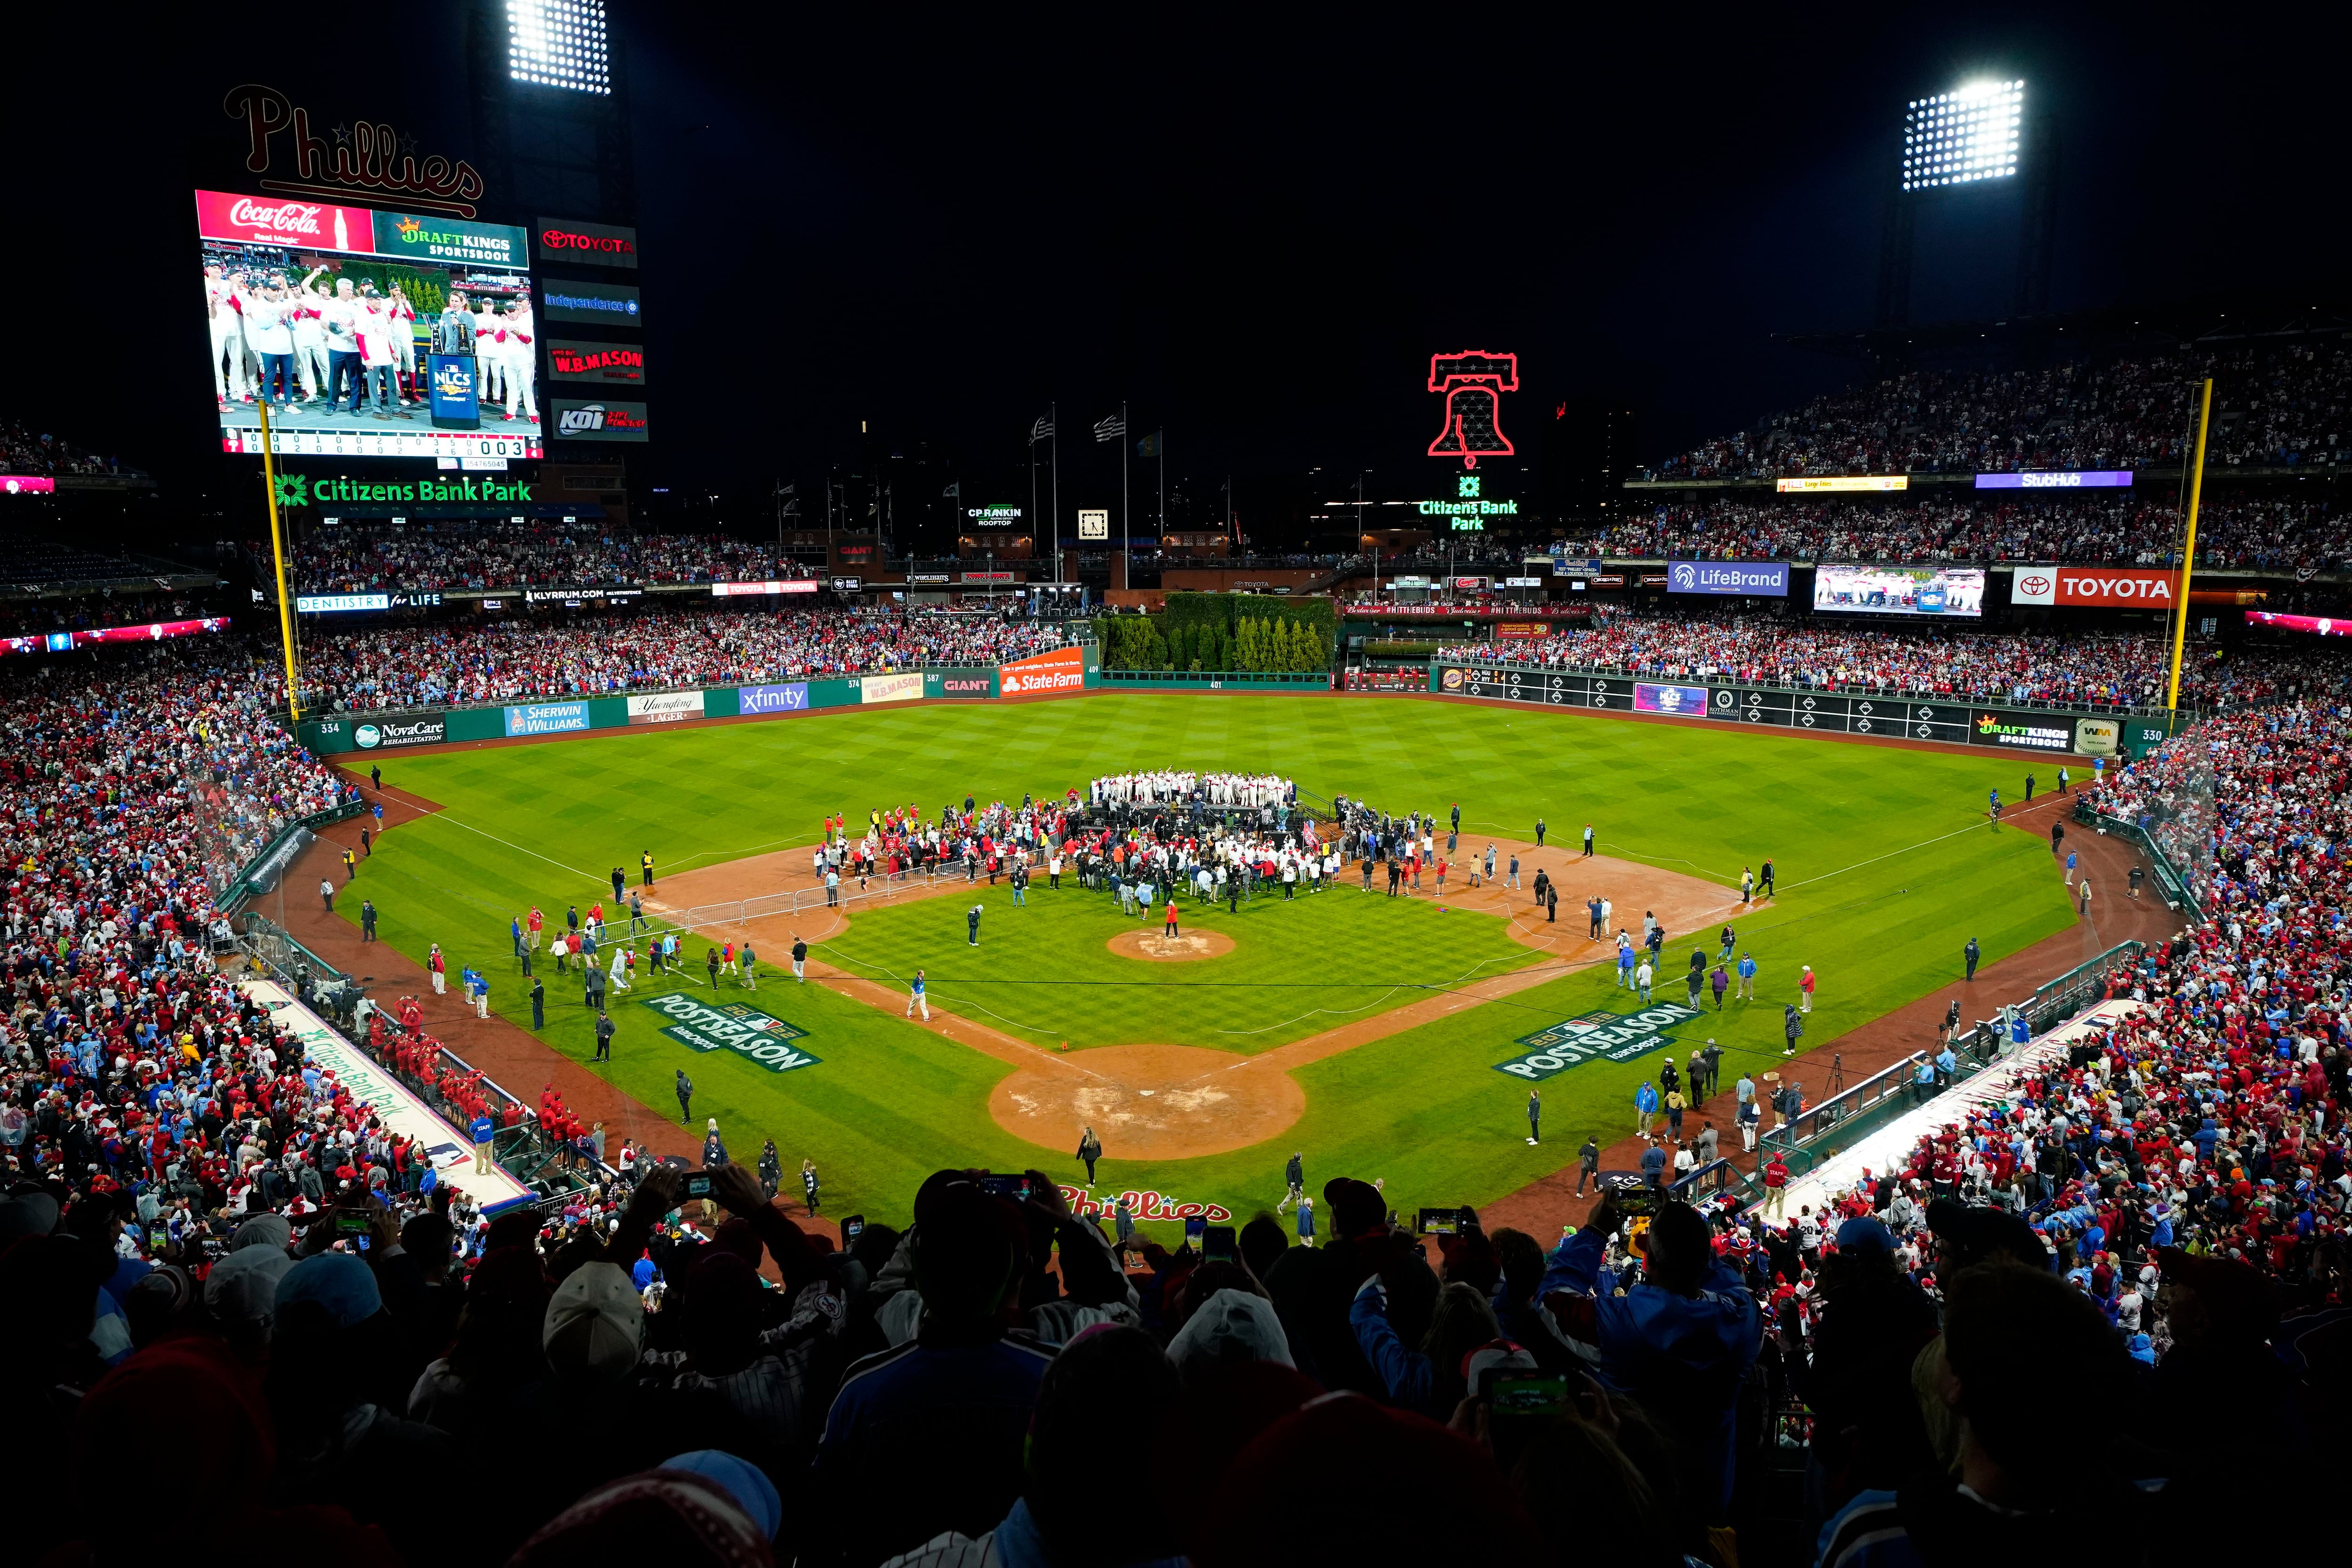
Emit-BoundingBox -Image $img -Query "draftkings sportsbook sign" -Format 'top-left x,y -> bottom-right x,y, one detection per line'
639,994 -> 820,1073
1492,1000 -> 1702,1081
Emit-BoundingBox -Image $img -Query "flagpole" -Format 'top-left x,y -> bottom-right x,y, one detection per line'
1157,429 -> 1165,536
1120,400 -> 1130,571
1050,401 -> 1060,589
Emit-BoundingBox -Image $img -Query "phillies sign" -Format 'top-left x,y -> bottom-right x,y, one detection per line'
1058,1186 -> 1234,1223
2010,567 -> 2176,607
224,84 -> 485,216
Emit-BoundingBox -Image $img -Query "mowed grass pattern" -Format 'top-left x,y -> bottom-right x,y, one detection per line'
341,694 -> 2077,1235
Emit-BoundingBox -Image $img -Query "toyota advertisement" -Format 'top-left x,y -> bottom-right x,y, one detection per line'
2009,567 -> 2176,608
1813,564 -> 1986,618
197,191 -> 541,462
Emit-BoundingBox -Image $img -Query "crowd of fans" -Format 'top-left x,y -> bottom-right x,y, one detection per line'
285,525 -> 820,594
0,414 -> 132,477
0,626 -> 2347,1566
298,609 -> 1073,712
1648,342 -> 2352,481
1435,606 -> 2352,710
1587,493 -> 2345,573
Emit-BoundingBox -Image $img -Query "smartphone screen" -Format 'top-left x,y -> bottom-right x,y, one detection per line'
684,1173 -> 714,1198
842,1215 -> 865,1243
1183,1215 -> 1208,1251
1485,1371 -> 1570,1418
1202,1224 -> 1238,1263
334,1209 -> 369,1235
1417,1206 -> 1463,1237
977,1173 -> 1026,1200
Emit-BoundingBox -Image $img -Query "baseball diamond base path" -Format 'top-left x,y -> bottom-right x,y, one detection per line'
275,780 -> 842,1242
1477,789 -> 2182,1242
651,836 -> 1742,1159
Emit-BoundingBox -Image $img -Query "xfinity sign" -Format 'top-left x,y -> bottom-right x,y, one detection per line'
1667,561 -> 1789,597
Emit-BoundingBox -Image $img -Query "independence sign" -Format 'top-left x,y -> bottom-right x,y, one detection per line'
640,994 -> 820,1073
1493,1000 -> 1702,1081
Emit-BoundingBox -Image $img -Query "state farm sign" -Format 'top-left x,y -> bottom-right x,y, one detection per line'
2010,567 -> 2177,607
999,646 -> 1085,696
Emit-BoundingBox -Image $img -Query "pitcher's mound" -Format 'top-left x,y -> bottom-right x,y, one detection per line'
991,1043 -> 1301,1159
1107,928 -> 1235,962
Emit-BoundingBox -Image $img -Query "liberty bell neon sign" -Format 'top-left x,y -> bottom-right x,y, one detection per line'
1427,351 -> 1518,470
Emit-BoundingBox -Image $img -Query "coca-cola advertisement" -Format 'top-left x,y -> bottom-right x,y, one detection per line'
196,189 -> 542,462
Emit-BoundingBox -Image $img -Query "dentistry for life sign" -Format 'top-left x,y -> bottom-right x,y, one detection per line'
1667,561 -> 1789,597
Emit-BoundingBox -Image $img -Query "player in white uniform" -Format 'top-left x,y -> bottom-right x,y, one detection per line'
387,285 -> 418,404
290,265 -> 329,402
497,299 -> 539,422
473,303 -> 507,409
205,264 -> 249,404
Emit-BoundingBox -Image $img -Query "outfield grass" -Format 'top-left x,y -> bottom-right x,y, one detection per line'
340,693 -> 2079,1235
819,887 -> 1539,1054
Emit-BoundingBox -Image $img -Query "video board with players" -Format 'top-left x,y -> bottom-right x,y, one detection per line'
197,191 -> 540,463
1812,563 -> 1986,618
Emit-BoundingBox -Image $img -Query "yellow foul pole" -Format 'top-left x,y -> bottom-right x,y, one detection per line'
257,398 -> 302,724
2164,377 -> 2214,725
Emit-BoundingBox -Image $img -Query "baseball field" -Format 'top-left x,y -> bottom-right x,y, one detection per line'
334,692 -> 2077,1237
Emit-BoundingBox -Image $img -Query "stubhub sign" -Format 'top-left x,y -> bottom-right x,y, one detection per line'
1667,561 -> 1789,597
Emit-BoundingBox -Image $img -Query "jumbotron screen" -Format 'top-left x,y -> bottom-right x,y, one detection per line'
1812,563 -> 1986,618
197,192 -> 542,462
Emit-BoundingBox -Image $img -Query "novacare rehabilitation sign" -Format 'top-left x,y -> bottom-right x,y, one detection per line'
1493,1001 -> 1702,1081
640,994 -> 820,1073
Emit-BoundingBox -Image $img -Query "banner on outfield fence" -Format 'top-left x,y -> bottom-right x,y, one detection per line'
354,715 -> 446,749
638,994 -> 818,1073
1494,1001 -> 1703,1080
1632,682 -> 1708,716
738,682 -> 810,715
505,700 -> 591,736
999,645 -> 1086,696
627,690 -> 705,724
861,671 -> 924,704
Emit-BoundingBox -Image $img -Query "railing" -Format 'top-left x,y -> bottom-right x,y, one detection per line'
653,860 -> 969,939
1668,1155 -> 1752,1205
220,798 -> 368,908
2073,800 -> 2202,917
1094,669 -> 1333,688
1753,936 -> 2147,1180
1429,653 -> 2182,720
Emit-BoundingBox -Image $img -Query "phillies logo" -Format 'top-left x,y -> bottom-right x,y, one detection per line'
1428,350 -> 1519,470
228,199 -> 325,235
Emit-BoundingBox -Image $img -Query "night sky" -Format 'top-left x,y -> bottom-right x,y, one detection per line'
8,4 -> 2347,539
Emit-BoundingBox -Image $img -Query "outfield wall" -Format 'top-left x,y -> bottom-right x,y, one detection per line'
1423,663 -> 2175,760
296,655 -> 1089,756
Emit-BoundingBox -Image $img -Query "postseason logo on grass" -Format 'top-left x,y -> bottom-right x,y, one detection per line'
640,994 -> 820,1073
1492,1001 -> 1702,1081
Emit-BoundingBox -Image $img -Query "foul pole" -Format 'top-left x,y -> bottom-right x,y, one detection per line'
257,398 -> 302,724
2163,376 -> 2214,726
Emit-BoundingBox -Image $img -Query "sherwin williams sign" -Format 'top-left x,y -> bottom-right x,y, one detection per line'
862,671 -> 924,704
639,994 -> 818,1073
504,701 -> 590,736
1493,1001 -> 1702,1080
738,683 -> 810,715
1667,561 -> 1789,597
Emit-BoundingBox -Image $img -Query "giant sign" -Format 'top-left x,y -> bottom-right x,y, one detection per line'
2008,567 -> 2175,608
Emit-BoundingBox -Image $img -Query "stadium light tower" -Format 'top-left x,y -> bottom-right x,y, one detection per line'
1875,77 -> 2057,329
